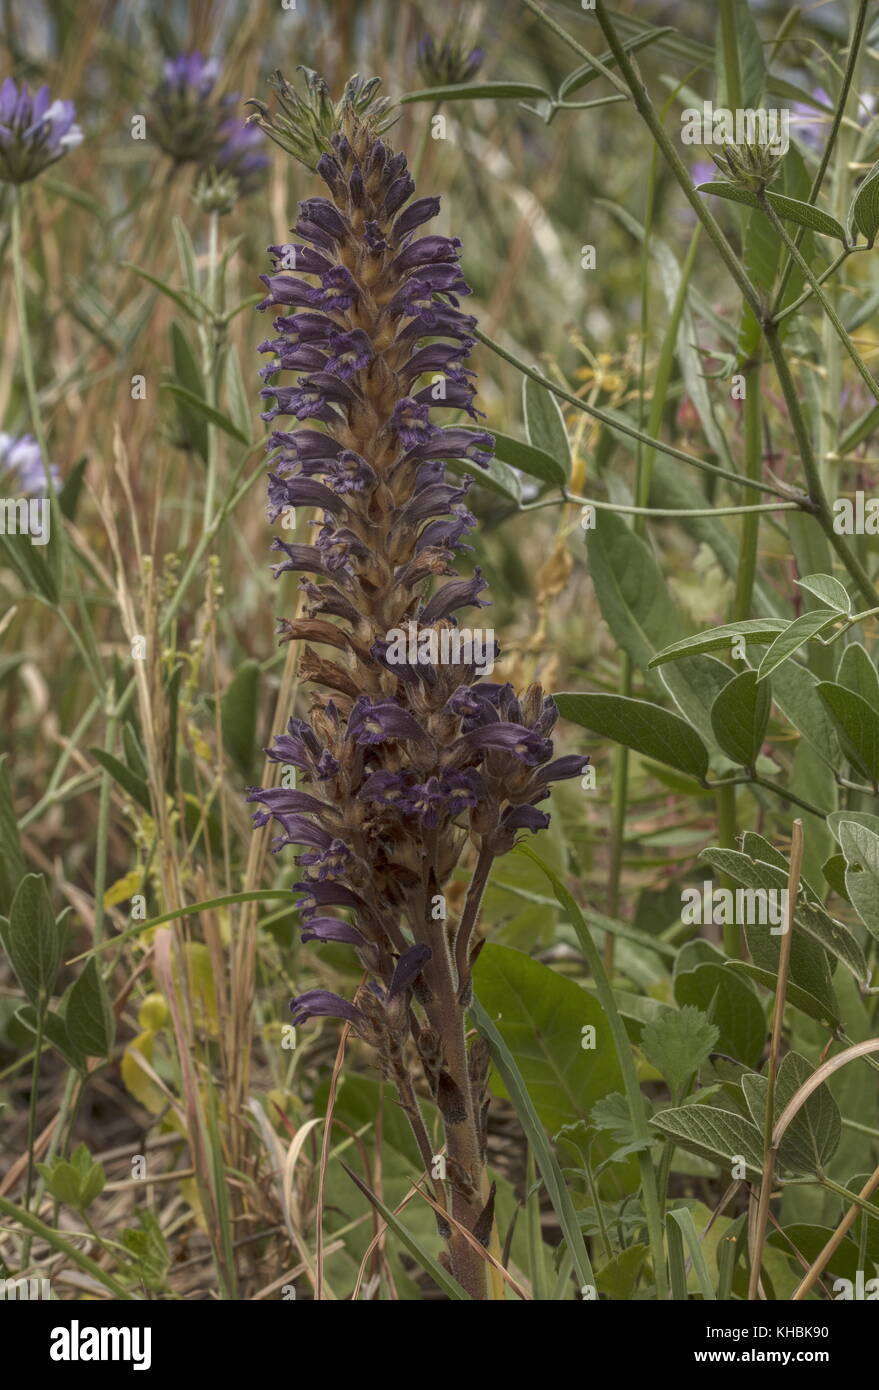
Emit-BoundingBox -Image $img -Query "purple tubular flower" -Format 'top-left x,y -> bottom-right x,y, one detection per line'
267,474 -> 347,519
420,569 -> 490,622
290,989 -> 364,1028
387,944 -> 431,998
501,804 -> 550,834
392,235 -> 463,273
0,79 -> 82,184
463,723 -> 554,766
300,917 -> 367,947
348,696 -> 427,746
245,784 -> 337,820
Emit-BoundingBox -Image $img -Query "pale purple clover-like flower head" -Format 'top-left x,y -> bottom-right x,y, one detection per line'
0,433 -> 60,494
149,50 -> 236,164
0,78 -> 82,184
416,36 -> 484,88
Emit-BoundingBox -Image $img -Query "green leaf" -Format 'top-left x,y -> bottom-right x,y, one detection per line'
821,853 -> 849,902
0,755 -> 25,916
716,0 -> 764,109
817,682 -> 879,783
650,1104 -> 764,1176
522,377 -> 571,483
473,943 -> 623,1132
223,345 -> 253,440
668,1206 -> 717,1300
748,1052 -> 841,1176
766,1224 -> 863,1282
756,609 -> 836,682
725,961 -> 837,1026
586,510 -> 684,683
661,655 -> 735,757
674,958 -> 766,1069
399,81 -> 552,104
709,669 -> 771,766
119,1210 -> 170,1293
837,820 -> 879,942
16,999 -> 86,1073
121,262 -> 199,320
595,1243 -> 649,1300
836,642 -> 879,713
771,659 -> 842,769
640,1006 -> 719,1099
700,846 -> 865,987
696,182 -> 848,241
649,619 -> 786,667
161,383 -> 250,447
490,431 -> 567,487
850,158 -> 879,246
66,957 -> 115,1059
89,748 -> 152,813
172,216 -> 200,295
828,809 -> 879,841
7,874 -> 63,1007
168,321 -> 209,459
36,1143 -> 106,1211
558,29 -> 671,99
445,452 -> 521,504
555,692 -> 709,779
797,573 -> 851,614
221,660 -> 260,776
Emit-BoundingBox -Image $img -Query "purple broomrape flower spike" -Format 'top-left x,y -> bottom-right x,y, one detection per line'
245,71 -> 586,1297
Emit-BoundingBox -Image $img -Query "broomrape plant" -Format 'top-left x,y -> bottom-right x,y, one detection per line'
245,74 -> 587,1298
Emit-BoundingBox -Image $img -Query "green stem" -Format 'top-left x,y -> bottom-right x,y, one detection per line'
773,248 -> 854,325
592,0 -> 762,316
202,209 -> 221,528
717,784 -> 740,957
521,0 -> 630,96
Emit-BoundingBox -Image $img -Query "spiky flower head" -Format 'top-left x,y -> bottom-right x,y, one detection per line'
416,35 -> 484,88
246,67 -> 394,172
710,139 -> 784,193
0,78 -> 82,184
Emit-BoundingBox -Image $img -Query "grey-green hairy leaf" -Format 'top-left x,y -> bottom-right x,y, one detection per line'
555,692 -> 709,779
